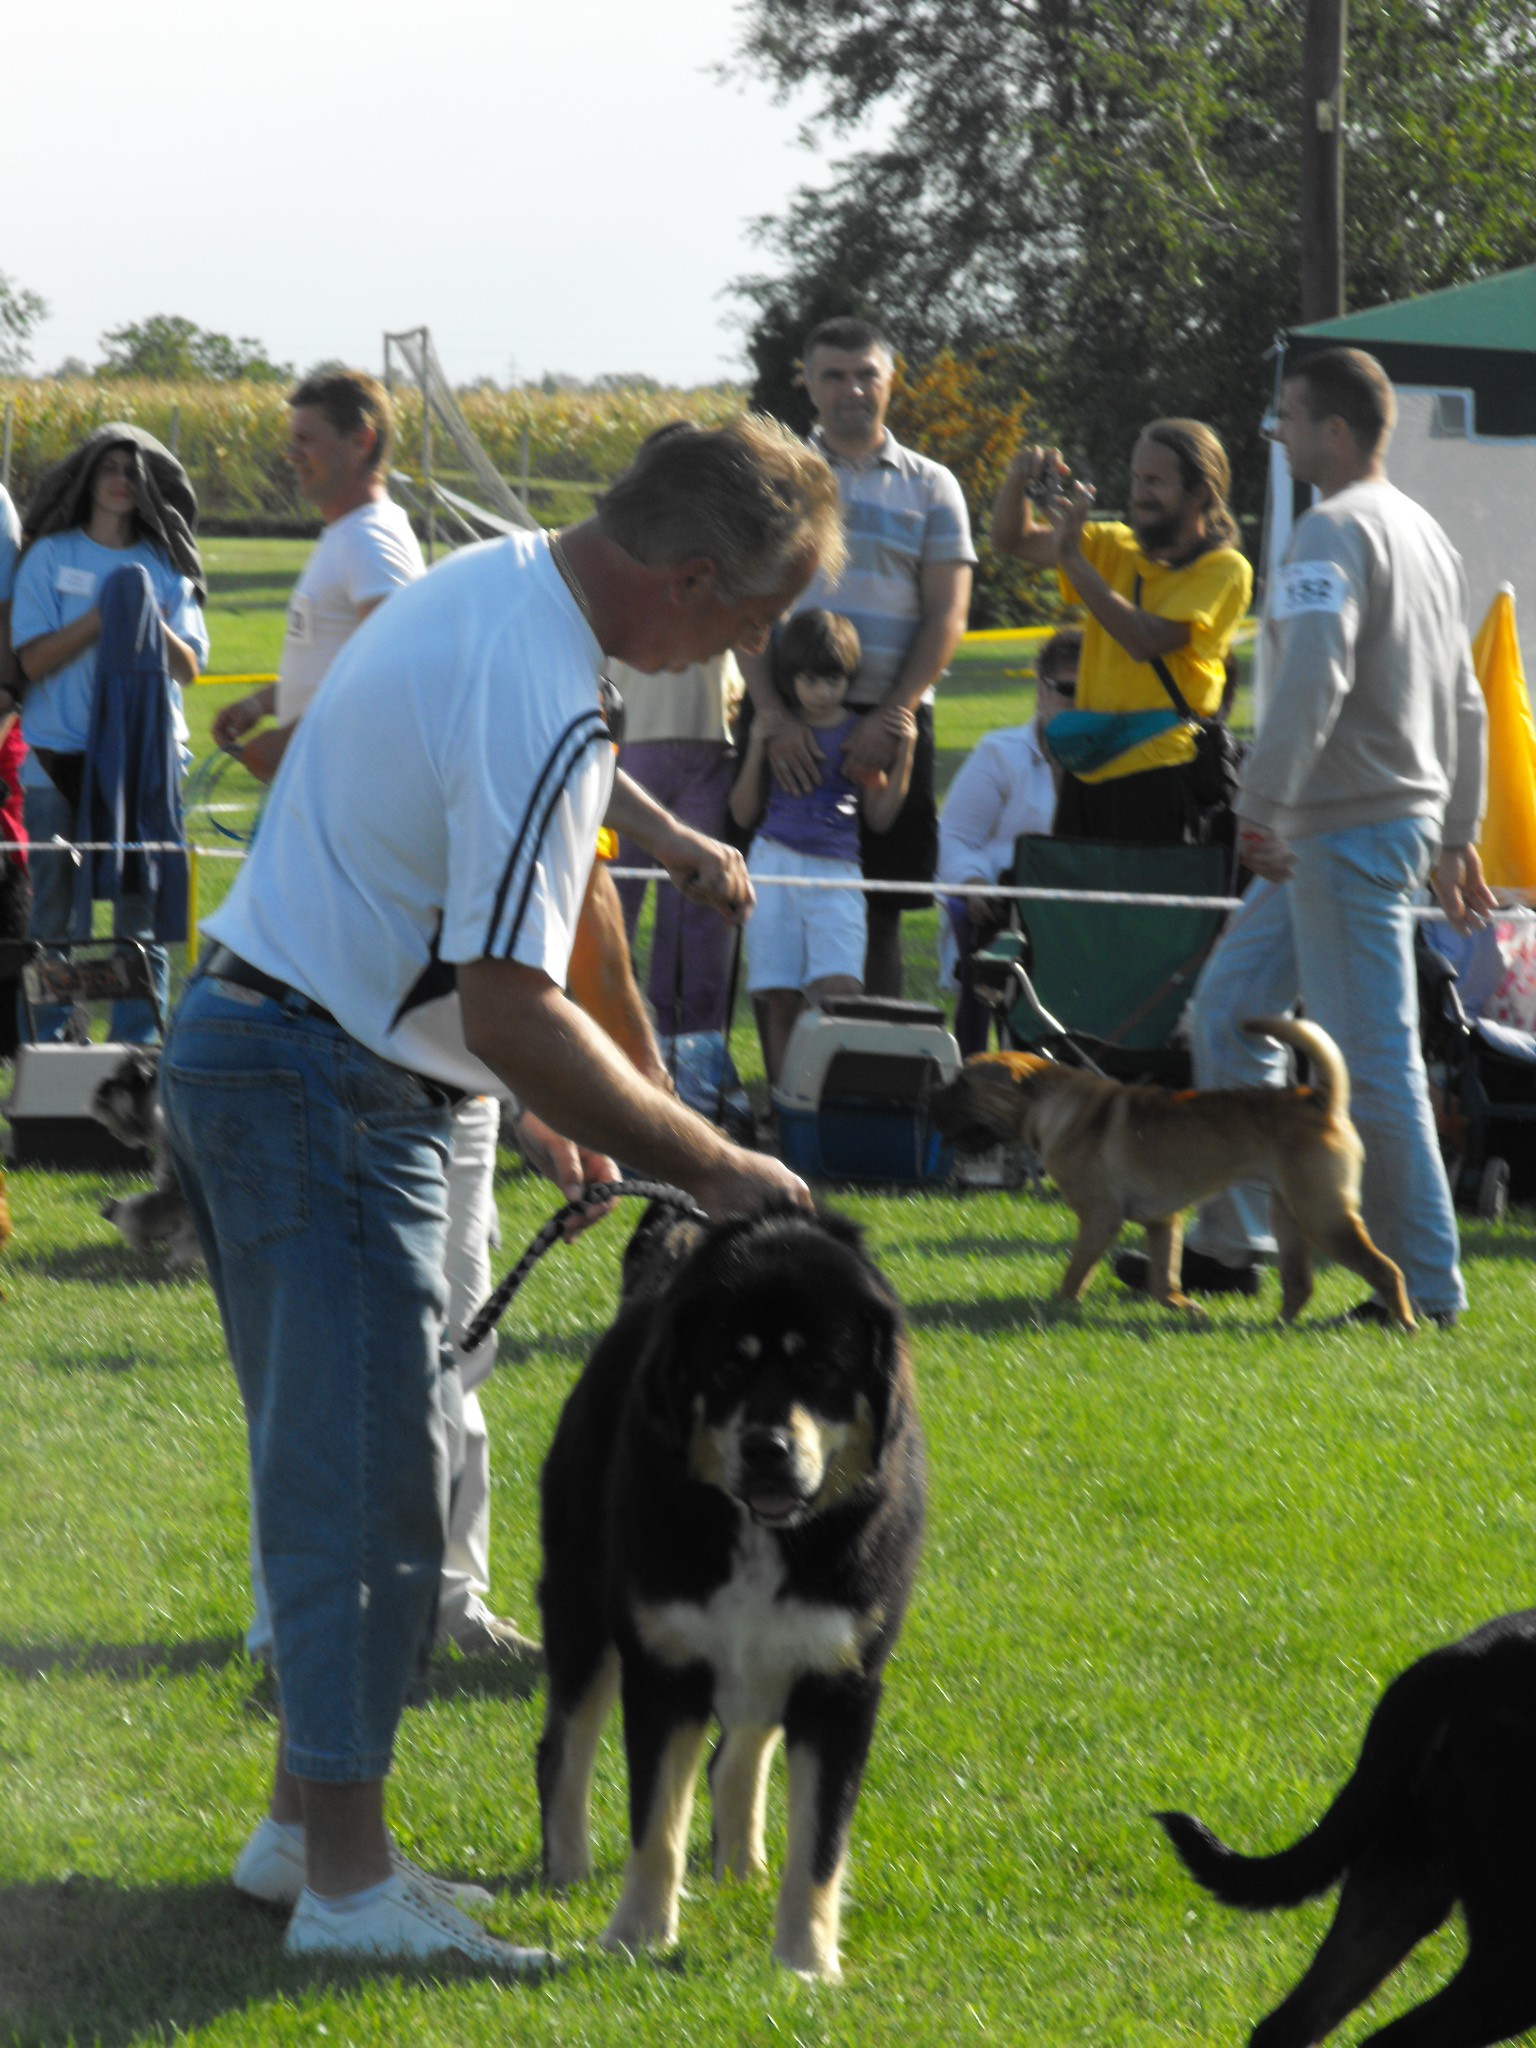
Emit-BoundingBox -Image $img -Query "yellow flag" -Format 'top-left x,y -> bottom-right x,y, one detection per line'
1472,586 -> 1536,889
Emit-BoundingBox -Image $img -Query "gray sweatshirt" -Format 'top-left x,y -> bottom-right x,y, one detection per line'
1238,479 -> 1486,847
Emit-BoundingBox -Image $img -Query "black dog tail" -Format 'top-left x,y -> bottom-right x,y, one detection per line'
1154,1807 -> 1357,1908
1156,1648 -> 1462,1909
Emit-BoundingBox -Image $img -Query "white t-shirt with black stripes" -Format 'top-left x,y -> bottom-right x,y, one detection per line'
202,531 -> 615,1094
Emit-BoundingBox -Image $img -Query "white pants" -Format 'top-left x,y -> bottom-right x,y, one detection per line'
247,1093 -> 503,1657
435,1093 -> 501,1640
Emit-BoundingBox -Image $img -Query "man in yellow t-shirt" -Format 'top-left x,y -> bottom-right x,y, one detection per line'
991,418 -> 1252,843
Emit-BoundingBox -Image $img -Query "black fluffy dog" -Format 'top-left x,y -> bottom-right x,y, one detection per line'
537,1200 -> 925,1979
1159,1610 -> 1536,2048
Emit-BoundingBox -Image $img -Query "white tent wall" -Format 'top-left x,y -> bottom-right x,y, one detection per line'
1387,387 -> 1536,670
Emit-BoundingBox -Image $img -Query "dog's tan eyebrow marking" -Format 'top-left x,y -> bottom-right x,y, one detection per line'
781,1331 -> 805,1356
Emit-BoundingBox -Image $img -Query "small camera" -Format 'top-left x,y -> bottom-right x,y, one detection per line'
1025,469 -> 1068,507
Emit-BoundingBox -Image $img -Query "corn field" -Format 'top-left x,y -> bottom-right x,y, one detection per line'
0,378 -> 745,524
0,366 -> 1055,623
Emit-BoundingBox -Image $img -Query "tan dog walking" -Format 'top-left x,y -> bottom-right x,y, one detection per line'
931,1017 -> 1414,1327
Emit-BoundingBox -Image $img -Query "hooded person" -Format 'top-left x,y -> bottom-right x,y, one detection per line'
9,426 -> 208,1041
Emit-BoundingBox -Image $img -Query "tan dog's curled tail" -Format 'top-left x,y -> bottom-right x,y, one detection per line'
1241,1016 -> 1349,1123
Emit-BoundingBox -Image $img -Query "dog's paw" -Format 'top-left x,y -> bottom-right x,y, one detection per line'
772,1936 -> 842,1982
598,1908 -> 676,1957
542,1847 -> 593,1892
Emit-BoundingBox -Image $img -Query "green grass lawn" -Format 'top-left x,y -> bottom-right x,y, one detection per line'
6,545 -> 1529,2044
200,539 -> 313,678
3,1157 -> 1534,2046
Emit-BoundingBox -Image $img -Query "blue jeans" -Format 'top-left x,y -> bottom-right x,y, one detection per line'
160,973 -> 456,1782
22,777 -> 168,1043
1186,818 -> 1465,1317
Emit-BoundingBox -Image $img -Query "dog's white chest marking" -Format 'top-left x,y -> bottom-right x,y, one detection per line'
636,1521 -> 865,1726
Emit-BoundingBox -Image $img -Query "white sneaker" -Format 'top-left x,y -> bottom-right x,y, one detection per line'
233,1815 -> 495,1910
438,1610 -> 545,1674
283,1873 -> 555,1972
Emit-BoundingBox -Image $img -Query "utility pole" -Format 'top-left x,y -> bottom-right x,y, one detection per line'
1300,0 -> 1347,320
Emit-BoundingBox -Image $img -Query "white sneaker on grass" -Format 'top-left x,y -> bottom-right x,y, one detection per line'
283,1873 -> 554,1972
233,1814 -> 494,1910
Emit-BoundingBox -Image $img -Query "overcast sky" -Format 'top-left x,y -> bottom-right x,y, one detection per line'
2,0 -> 865,389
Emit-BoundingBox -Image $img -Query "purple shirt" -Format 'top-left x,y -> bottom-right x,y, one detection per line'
759,713 -> 862,862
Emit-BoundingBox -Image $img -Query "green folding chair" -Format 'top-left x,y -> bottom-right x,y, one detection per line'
970,836 -> 1233,1084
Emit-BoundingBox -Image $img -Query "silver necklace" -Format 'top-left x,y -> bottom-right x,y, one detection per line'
550,528 -> 623,742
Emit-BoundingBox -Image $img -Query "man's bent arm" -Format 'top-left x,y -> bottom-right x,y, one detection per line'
1443,643 -> 1489,852
605,768 -> 754,922
887,561 -> 972,712
459,956 -> 806,1216
1057,541 -> 1190,663
990,448 -> 1066,567
843,561 -> 971,779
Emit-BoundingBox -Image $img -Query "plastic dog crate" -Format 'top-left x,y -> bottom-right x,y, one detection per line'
3,1043 -> 152,1169
772,997 -> 960,1184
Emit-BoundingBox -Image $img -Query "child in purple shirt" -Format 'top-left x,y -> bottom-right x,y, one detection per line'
730,609 -> 915,1084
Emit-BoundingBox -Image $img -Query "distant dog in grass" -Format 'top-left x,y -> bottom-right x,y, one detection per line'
537,1200 -> 925,1980
929,1016 -> 1413,1327
1158,1609 -> 1536,2048
91,1048 -> 203,1273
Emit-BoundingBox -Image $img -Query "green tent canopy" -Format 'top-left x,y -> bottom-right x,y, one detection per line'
1288,265 -> 1536,436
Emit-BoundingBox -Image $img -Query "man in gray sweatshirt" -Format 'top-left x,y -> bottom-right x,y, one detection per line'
1118,346 -> 1493,1325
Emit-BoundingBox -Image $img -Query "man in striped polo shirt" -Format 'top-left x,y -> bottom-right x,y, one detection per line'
745,317 -> 976,996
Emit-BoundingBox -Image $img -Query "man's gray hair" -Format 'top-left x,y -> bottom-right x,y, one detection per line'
598,415 -> 845,598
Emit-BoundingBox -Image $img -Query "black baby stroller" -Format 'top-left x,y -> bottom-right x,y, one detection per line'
1416,916 -> 1536,1219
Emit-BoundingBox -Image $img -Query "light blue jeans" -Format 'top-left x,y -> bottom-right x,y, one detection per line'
1185,818 -> 1465,1318
22,777 -> 168,1043
160,973 -> 457,1782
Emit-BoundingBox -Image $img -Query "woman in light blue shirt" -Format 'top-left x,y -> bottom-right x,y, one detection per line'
10,428 -> 208,1040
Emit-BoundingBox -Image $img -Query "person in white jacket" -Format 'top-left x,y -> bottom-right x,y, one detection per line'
937,627 -> 1079,1053
1118,347 -> 1492,1325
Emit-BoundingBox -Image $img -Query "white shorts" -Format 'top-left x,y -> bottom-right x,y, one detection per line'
745,837 -> 867,993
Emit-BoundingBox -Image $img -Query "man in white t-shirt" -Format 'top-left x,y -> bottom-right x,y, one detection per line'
212,371 -> 535,1677
158,416 -> 842,1970
212,370 -> 423,781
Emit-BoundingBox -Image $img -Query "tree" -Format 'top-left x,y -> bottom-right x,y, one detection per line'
732,0 -> 1536,541
0,270 -> 49,375
97,314 -> 292,383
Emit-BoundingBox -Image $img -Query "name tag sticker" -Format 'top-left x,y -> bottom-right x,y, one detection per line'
56,566 -> 97,598
1272,560 -> 1351,619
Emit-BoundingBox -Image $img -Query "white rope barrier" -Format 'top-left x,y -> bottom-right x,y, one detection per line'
3,843 -> 1529,922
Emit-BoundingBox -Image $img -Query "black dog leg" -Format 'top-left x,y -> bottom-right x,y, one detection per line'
776,1678 -> 882,1980
1250,1833 -> 1453,2048
601,1663 -> 711,1954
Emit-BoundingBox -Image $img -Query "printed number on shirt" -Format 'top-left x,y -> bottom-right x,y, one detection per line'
287,594 -> 313,644
1271,560 -> 1350,620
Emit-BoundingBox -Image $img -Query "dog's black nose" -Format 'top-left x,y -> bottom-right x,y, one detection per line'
739,1424 -> 795,1474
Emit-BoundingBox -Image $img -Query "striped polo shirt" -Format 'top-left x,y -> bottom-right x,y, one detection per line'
790,428 -> 977,708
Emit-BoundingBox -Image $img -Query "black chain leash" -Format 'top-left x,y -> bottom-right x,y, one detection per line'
459,1178 -> 708,1356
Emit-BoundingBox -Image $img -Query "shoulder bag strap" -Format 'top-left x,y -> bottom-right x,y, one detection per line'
1131,573 -> 1196,720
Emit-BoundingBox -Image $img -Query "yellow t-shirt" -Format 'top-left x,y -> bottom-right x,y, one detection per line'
1058,524 -> 1252,783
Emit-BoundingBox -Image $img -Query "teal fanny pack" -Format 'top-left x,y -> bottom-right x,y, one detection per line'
1045,707 -> 1182,775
